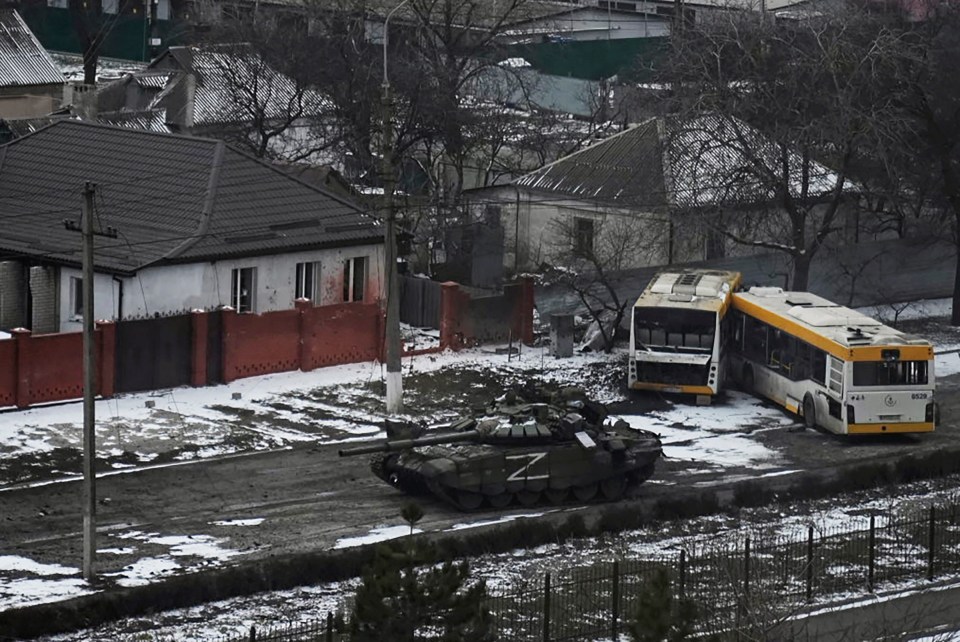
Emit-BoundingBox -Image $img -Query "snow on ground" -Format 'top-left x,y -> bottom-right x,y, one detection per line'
7,297 -> 960,638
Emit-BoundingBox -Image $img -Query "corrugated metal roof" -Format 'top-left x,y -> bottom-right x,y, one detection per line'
0,10 -> 64,88
97,108 -> 174,134
514,114 -> 846,209
146,45 -> 330,127
0,120 -> 381,274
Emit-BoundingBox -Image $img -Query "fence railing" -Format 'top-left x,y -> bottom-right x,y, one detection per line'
217,496 -> 960,642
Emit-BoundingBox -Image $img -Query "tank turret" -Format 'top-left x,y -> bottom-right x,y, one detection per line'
339,383 -> 662,511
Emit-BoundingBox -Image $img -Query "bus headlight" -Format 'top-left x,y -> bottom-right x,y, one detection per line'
846,404 -> 856,424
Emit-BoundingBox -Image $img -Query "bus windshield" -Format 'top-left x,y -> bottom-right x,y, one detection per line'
634,308 -> 716,351
852,360 -> 929,387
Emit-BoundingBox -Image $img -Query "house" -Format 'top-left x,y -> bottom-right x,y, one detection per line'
0,120 -> 384,334
462,114 -> 856,277
93,44 -> 330,152
0,9 -> 65,119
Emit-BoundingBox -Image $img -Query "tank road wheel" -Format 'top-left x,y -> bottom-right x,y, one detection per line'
544,488 -> 569,505
572,483 -> 599,503
600,475 -> 627,501
630,464 -> 656,485
487,492 -> 513,510
516,490 -> 541,507
456,490 -> 484,511
803,393 -> 817,430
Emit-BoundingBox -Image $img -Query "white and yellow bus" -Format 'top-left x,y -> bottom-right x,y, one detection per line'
628,269 -> 742,404
730,287 -> 936,435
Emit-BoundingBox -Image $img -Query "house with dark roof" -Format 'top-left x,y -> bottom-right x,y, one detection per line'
0,9 -> 64,120
0,120 -> 384,333
463,114 -> 856,276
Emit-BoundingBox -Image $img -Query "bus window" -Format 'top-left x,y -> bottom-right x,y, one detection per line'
744,316 -> 767,363
811,348 -> 827,386
852,360 -> 929,386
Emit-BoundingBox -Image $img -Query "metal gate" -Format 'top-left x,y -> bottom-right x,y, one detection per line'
115,315 -> 192,393
399,276 -> 441,329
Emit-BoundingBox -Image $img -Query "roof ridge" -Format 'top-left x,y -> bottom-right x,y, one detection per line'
154,141 -> 226,262
513,116 -> 659,186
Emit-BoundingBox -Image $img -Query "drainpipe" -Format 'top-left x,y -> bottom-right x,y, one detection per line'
112,276 -> 124,320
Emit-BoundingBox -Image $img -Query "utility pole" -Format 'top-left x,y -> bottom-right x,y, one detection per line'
64,182 -> 117,581
382,0 -> 409,414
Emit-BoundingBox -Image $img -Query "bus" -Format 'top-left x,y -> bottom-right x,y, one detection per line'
627,269 -> 742,404
730,287 -> 936,435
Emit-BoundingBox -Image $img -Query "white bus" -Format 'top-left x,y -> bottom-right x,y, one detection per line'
730,288 -> 936,435
628,269 -> 742,404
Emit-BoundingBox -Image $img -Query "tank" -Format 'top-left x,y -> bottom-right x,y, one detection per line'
339,383 -> 663,511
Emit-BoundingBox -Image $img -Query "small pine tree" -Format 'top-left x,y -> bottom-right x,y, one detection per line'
627,568 -> 699,642
349,540 -> 494,642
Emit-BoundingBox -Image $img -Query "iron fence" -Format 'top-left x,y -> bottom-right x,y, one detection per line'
219,496 -> 960,642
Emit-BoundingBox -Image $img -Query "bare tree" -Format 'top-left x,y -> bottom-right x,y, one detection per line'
546,211 -> 669,352
882,6 -> 960,324
653,6 -> 912,290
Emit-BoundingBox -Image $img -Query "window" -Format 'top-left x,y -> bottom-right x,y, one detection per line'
574,217 -> 594,256
47,0 -> 68,8
231,267 -> 256,313
343,257 -> 367,302
157,0 -> 170,20
295,261 -> 321,303
102,0 -> 118,14
70,276 -> 83,318
853,360 -> 929,386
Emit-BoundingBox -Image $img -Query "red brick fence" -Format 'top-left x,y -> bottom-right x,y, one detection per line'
0,279 -> 534,410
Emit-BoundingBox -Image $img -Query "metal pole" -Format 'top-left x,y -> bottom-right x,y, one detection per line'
928,505 -> 936,581
81,181 -> 97,581
611,561 -> 620,640
382,0 -> 409,414
806,525 -> 814,603
868,515 -> 876,592
543,572 -> 551,642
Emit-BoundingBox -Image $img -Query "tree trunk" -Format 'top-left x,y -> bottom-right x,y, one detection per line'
951,236 -> 960,326
791,252 -> 812,291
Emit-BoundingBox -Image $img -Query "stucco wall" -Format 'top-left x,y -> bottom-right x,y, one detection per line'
116,244 -> 385,320
57,267 -> 122,333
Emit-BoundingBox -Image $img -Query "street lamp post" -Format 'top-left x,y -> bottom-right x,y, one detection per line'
382,0 -> 409,414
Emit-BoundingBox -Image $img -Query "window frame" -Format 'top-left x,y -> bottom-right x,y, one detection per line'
70,276 -> 83,319
231,267 -> 257,313
295,261 -> 321,304
573,217 -> 595,256
342,256 -> 367,303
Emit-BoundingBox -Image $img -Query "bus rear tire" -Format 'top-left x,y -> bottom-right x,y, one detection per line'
803,393 -> 816,430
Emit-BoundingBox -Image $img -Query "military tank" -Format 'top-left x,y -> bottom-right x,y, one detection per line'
338,384 -> 663,511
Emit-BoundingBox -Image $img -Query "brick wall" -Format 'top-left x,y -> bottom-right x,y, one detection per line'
0,278 -> 534,408
0,261 -> 27,329
29,265 -> 59,333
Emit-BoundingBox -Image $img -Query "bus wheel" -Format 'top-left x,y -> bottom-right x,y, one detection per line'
803,393 -> 816,430
742,366 -> 755,394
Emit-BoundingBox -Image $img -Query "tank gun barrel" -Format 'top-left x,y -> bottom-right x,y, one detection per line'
338,430 -> 480,457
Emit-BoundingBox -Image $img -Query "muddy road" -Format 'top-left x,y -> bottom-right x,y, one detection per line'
3,372 -> 960,581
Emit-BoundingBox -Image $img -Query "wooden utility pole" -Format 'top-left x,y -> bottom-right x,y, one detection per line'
382,0 -> 409,414
64,182 -> 117,581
